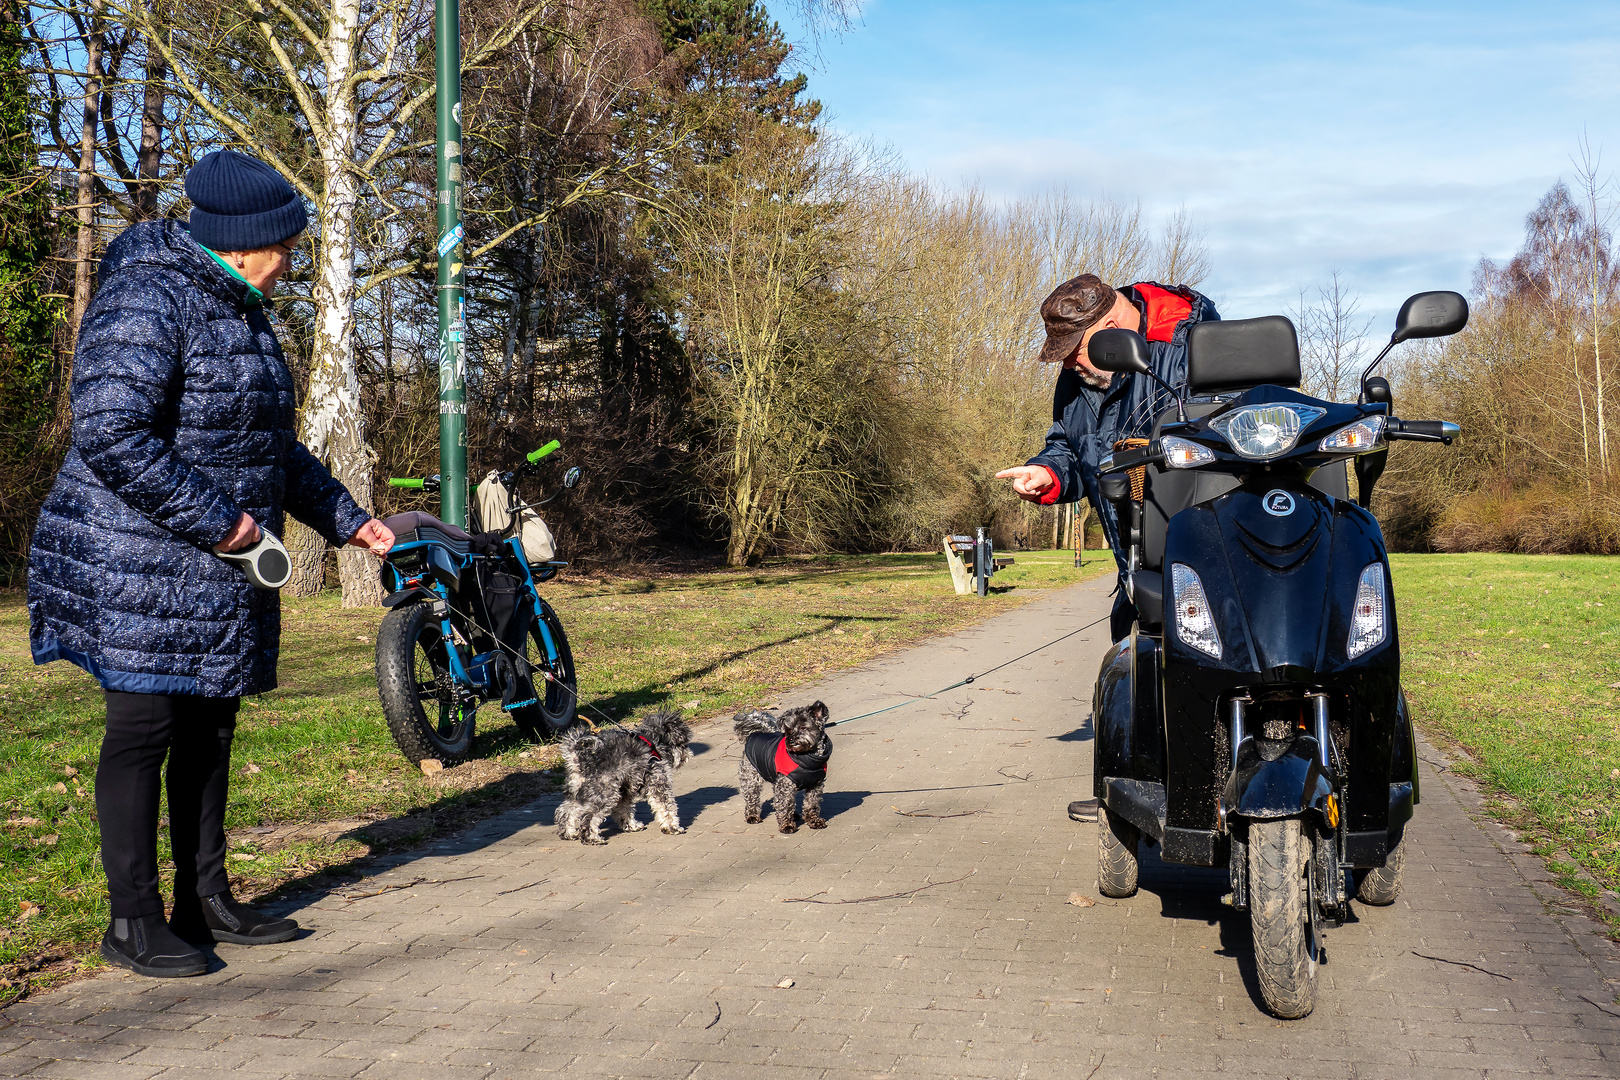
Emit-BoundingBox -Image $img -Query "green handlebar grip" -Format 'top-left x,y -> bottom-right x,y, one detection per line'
387,477 -> 424,488
527,439 -> 562,463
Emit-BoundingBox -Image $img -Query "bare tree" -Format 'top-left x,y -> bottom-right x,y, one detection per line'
1293,271 -> 1373,402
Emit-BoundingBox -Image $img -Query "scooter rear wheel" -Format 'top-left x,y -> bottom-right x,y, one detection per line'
1248,818 -> 1317,1019
1354,836 -> 1406,905
1097,806 -> 1140,898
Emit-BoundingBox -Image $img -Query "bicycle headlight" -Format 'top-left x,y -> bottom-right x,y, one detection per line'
1319,415 -> 1386,454
1170,563 -> 1223,659
1161,435 -> 1217,469
1346,562 -> 1388,658
1209,404 -> 1326,460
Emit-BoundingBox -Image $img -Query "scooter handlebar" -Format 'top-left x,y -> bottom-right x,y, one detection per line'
1099,441 -> 1163,474
1387,419 -> 1460,445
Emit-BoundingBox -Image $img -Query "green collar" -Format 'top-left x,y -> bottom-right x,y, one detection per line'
202,247 -> 265,307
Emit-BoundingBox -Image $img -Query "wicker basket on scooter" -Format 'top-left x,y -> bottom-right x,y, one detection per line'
1112,438 -> 1151,502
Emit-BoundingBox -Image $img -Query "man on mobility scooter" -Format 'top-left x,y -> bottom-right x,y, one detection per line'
994,273 -> 1220,822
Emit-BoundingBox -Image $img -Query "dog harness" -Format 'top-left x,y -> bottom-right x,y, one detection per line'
743,732 -> 832,790
634,733 -> 662,760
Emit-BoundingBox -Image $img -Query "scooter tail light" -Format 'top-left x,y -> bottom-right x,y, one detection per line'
1346,562 -> 1388,658
1170,563 -> 1223,659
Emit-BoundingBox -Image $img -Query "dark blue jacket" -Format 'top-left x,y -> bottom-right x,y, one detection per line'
744,732 -> 832,790
28,220 -> 370,697
1026,283 -> 1219,567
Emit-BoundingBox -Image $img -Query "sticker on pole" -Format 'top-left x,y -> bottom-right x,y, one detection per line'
437,223 -> 464,257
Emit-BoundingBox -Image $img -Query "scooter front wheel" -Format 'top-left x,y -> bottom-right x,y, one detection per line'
1097,806 -> 1140,898
1248,818 -> 1317,1019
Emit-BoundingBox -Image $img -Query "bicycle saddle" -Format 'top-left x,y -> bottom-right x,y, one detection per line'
383,511 -> 504,556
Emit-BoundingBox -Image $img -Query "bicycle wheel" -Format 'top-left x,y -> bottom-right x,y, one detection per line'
376,601 -> 476,765
518,597 -> 576,735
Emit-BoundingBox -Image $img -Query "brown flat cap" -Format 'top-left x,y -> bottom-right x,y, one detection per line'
1037,274 -> 1116,363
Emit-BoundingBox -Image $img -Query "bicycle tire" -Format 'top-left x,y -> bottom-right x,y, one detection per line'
376,601 -> 476,765
520,598 -> 576,734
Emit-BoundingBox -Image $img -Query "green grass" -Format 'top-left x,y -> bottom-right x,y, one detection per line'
1392,553 -> 1620,921
0,548 -> 1111,999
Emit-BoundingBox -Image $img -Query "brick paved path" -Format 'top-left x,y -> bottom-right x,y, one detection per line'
4,577 -> 1620,1079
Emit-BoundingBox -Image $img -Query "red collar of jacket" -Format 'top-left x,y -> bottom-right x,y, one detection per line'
1121,282 -> 1196,344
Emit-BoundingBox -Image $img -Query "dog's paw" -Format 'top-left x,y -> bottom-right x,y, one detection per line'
582,836 -> 608,846
557,829 -> 578,841
745,815 -> 761,824
779,823 -> 798,834
621,820 -> 647,832
807,819 -> 827,829
661,825 -> 686,834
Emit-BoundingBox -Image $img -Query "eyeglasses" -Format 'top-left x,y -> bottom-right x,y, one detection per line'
271,240 -> 301,258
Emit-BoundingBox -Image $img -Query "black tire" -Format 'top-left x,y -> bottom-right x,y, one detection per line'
1097,806 -> 1140,899
514,599 -> 575,736
1354,836 -> 1406,906
1248,818 -> 1316,1019
376,602 -> 475,765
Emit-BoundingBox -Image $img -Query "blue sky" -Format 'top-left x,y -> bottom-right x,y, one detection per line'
776,0 -> 1620,326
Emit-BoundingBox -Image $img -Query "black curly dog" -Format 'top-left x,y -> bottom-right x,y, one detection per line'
735,702 -> 832,833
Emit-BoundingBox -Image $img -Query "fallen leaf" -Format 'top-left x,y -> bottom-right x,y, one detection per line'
1611,769 -> 1619,780
230,853 -> 258,861
6,817 -> 40,827
34,834 -> 58,847
681,700 -> 701,710
1067,892 -> 1096,908
775,977 -> 795,988
1608,682 -> 1620,689
17,901 -> 40,920
420,759 -> 444,776
242,762 -> 261,775
63,766 -> 78,779
52,782 -> 66,795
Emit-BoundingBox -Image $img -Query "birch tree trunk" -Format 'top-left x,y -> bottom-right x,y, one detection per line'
71,6 -> 105,348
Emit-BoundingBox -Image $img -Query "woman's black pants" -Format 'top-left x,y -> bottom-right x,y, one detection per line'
98,691 -> 240,919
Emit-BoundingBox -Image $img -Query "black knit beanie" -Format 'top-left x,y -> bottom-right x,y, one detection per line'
185,151 -> 309,252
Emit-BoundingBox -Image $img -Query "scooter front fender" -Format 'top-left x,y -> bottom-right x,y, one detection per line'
1225,737 -> 1334,822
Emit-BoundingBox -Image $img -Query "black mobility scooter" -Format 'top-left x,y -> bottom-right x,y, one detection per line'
1087,292 -> 1466,1018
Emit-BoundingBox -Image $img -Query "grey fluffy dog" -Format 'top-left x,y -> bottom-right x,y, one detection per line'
735,702 -> 832,833
556,711 -> 692,845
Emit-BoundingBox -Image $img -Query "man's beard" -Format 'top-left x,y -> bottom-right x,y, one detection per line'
1076,366 -> 1114,390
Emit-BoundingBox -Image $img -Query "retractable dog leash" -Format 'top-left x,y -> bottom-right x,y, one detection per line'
215,529 -> 292,590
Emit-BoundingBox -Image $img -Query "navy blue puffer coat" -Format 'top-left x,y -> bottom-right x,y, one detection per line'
28,220 -> 370,697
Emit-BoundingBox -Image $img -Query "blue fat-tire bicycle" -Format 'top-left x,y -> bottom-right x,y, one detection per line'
374,441 -> 581,766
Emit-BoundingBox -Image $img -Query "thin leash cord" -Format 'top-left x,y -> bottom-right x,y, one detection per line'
431,589 -> 1108,734
823,614 -> 1110,728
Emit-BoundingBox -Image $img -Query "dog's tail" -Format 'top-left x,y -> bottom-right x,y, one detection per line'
558,724 -> 601,775
733,707 -> 778,740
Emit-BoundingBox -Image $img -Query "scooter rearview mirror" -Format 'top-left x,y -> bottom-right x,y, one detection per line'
1087,329 -> 1152,375
1391,291 -> 1468,344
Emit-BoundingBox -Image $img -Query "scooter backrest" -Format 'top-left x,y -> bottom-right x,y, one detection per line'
1186,315 -> 1301,394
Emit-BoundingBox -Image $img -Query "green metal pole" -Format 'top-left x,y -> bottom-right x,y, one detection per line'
434,0 -> 467,527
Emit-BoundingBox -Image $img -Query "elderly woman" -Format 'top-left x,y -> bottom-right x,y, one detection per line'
28,151 -> 394,978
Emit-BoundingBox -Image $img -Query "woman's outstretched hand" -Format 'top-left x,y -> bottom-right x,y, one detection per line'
348,518 -> 395,557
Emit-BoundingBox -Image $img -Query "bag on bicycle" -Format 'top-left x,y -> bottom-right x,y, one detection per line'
474,470 -> 556,563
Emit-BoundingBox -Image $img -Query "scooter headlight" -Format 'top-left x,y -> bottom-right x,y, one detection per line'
1170,563 -> 1223,659
1209,404 -> 1326,460
1346,562 -> 1388,658
1161,436 -> 1216,469
1319,415 -> 1386,454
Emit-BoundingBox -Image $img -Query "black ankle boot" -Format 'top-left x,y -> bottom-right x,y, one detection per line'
101,915 -> 207,978
198,892 -> 298,945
